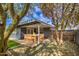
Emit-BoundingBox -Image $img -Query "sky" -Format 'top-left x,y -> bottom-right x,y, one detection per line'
6,4 -> 53,27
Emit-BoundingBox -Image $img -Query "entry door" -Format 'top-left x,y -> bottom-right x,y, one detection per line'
21,28 -> 26,39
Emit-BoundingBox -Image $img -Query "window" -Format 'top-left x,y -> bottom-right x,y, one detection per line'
21,28 -> 26,34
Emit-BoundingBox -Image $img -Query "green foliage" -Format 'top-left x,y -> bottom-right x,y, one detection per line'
7,40 -> 20,48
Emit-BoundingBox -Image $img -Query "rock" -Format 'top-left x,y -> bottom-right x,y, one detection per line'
43,39 -> 51,44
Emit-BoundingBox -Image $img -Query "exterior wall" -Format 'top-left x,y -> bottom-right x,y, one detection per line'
16,28 -> 21,39
9,29 -> 17,40
75,30 -> 79,45
9,28 -> 21,40
43,28 -> 51,39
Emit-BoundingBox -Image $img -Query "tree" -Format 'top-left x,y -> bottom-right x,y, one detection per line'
40,3 -> 65,44
40,3 -> 79,45
67,4 -> 79,30
0,3 -> 30,55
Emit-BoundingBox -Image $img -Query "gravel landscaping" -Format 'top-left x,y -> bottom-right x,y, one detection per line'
7,40 -> 79,56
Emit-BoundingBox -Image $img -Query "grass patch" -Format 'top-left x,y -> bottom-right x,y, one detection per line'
8,40 -> 20,48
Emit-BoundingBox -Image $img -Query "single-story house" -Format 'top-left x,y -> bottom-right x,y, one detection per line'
9,18 -> 54,44
9,18 -> 79,44
9,3 -> 79,45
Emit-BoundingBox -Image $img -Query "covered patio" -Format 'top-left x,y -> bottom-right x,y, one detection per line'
17,20 -> 53,44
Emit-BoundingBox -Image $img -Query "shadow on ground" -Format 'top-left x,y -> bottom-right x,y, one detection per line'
7,41 -> 79,56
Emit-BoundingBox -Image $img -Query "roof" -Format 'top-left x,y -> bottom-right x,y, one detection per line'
18,19 -> 54,28
18,4 -> 54,27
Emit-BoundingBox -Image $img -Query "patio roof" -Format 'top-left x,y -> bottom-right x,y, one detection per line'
18,19 -> 54,28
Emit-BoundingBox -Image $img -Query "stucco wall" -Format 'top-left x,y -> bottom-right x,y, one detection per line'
9,28 -> 21,40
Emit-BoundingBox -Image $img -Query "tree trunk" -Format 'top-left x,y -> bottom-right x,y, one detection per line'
59,30 -> 63,45
0,25 -> 8,56
0,3 -> 30,56
0,39 -> 8,56
0,25 -> 7,56
55,30 -> 60,44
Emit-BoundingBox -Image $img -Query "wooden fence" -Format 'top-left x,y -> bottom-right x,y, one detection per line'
50,30 -> 75,41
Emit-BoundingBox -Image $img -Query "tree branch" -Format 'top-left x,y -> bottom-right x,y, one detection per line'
1,3 -> 8,12
0,4 -> 7,38
4,3 -> 30,40
8,3 -> 16,19
19,3 -> 30,19
69,3 -> 76,17
63,3 -> 70,13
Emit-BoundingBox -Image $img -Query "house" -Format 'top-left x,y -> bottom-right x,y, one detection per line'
9,16 -> 54,44
9,3 -> 79,45
9,18 -> 79,45
9,4 -> 54,44
17,19 -> 54,44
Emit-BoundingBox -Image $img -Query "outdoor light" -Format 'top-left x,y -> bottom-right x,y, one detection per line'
0,20 -> 3,25
0,20 -> 3,27
0,21 -> 2,24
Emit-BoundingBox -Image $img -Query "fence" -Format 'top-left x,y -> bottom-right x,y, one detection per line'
50,30 -> 75,41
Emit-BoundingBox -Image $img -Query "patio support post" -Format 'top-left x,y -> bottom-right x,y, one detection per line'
37,25 -> 40,44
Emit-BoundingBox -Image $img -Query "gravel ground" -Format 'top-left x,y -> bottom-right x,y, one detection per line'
7,41 -> 79,56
